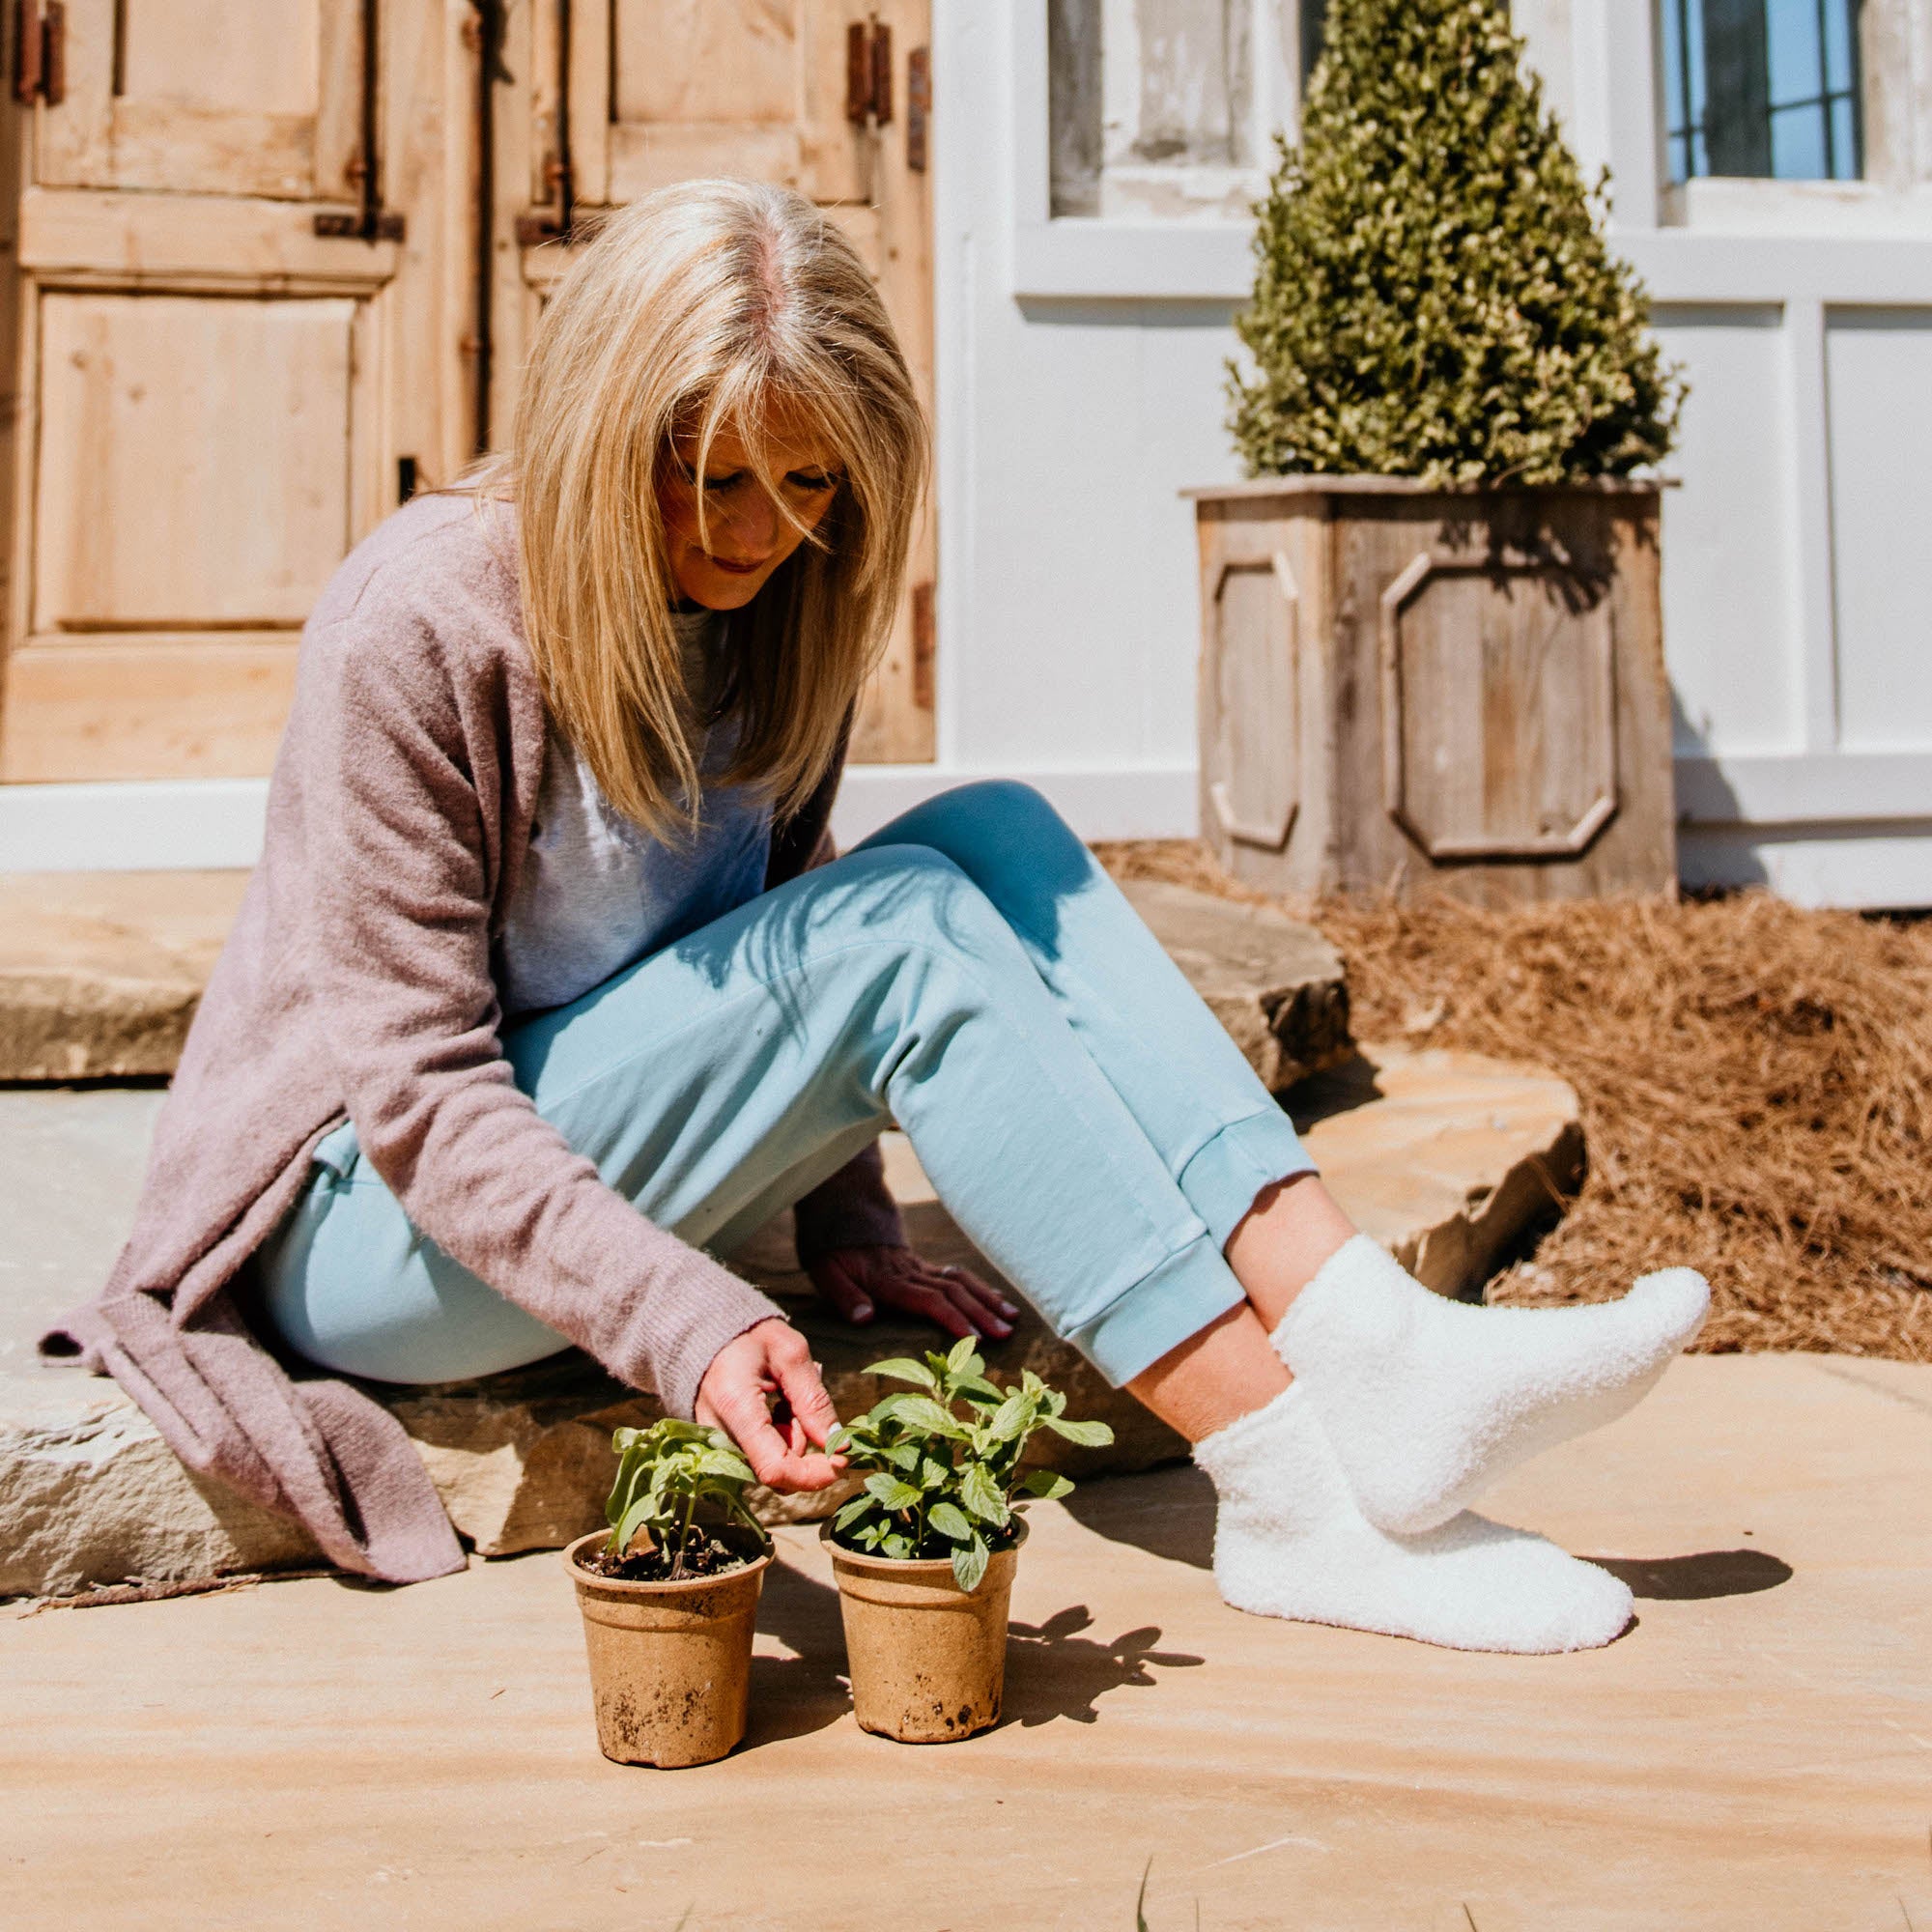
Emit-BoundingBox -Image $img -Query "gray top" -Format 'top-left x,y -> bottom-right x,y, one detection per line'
497,611 -> 775,1014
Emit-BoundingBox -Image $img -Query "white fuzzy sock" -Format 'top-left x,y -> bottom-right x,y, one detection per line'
1271,1236 -> 1710,1535
1193,1385 -> 1634,1654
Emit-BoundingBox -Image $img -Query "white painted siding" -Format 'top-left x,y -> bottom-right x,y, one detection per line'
1652,306 -> 1803,760
1827,310 -> 1932,753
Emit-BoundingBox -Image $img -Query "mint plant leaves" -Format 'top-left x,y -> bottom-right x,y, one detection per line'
825,1338 -> 1116,1592
603,1417 -> 771,1578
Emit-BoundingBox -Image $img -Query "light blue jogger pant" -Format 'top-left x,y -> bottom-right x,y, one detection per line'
258,781 -> 1317,1392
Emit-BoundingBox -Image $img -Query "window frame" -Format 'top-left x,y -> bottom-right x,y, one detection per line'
1662,0 -> 1866,187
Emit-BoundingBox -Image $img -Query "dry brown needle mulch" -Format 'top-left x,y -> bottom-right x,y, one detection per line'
1096,841 -> 1932,1361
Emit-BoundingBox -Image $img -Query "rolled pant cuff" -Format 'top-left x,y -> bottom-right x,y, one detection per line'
1177,1109 -> 1319,1249
1068,1233 -> 1248,1388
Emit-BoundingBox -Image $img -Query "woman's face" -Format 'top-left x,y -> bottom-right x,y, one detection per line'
656,407 -> 844,611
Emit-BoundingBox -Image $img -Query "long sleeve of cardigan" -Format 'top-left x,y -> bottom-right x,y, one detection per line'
298,611 -> 782,1419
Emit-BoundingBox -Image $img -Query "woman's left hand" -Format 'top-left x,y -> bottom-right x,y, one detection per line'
809,1243 -> 1019,1343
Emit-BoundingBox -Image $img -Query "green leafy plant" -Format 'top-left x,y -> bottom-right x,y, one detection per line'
824,1337 -> 1116,1592
602,1418 -> 771,1577
1228,0 -> 1684,484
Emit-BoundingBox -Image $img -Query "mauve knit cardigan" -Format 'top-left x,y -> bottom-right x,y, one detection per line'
42,495 -> 903,1584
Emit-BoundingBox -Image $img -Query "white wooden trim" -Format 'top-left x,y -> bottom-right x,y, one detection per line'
930,0 -> 983,773
1011,219 -> 1932,307
1566,0 -> 1663,229
1013,218 -> 1249,301
1009,1 -> 1051,230
0,765 -> 1204,872
1781,299 -> 1842,753
832,764 -> 1200,845
9,750 -> 1927,870
1627,235 -> 1932,303
0,779 -> 271,871
1673,751 -> 1932,824
1665,177 -> 1932,235
1681,825 -> 1932,908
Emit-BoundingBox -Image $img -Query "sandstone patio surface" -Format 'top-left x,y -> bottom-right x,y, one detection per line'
6,1350 -> 1930,1931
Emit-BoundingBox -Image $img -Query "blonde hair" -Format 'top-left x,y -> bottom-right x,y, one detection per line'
493,180 -> 926,837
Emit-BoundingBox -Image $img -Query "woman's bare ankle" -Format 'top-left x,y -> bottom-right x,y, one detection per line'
1125,1303 -> 1292,1444
1225,1172 -> 1357,1331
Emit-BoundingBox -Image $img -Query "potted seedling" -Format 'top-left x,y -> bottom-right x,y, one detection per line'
563,1418 -> 773,1768
821,1337 -> 1115,1743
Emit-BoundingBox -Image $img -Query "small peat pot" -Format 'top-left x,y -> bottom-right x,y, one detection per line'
817,1341 -> 1113,1745
563,1526 -> 772,1769
823,1518 -> 1026,1744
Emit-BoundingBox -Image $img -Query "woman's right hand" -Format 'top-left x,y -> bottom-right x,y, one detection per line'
695,1317 -> 847,1492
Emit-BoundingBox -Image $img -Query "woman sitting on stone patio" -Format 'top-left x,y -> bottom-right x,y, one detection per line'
47,181 -> 1708,1654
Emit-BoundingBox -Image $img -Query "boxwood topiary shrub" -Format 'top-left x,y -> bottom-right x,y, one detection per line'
1228,0 -> 1685,484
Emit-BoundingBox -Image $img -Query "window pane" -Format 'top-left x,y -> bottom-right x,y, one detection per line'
1769,101 -> 1827,177
1661,0 -> 1862,181
1822,0 -> 1856,93
1703,0 -> 1773,176
1663,0 -> 1690,182
1765,0 -> 1822,107
1685,0 -> 1710,133
1830,95 -> 1859,178
1300,0 -> 1327,92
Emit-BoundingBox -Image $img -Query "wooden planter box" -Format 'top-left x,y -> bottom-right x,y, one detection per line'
1188,479 -> 1675,906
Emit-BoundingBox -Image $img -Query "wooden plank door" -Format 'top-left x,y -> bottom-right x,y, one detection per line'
502,0 -> 937,764
0,0 -> 464,783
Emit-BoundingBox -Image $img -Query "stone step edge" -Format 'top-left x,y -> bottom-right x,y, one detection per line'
1,875 -> 1356,1089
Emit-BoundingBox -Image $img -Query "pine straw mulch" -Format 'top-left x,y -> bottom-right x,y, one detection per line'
1095,841 -> 1932,1361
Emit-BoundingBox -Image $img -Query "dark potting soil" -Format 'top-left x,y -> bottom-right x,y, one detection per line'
826,1524 -> 1023,1562
575,1529 -> 758,1584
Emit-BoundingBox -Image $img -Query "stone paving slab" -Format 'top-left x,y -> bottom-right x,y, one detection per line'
3,1046 -> 1582,1597
5,1354 -> 1928,1931
1117,877 -> 1352,1091
1288,1044 -> 1582,1294
0,871 -> 247,1079
0,1086 -> 166,1373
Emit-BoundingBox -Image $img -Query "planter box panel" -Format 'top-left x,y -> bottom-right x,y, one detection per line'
1382,554 -> 1618,861
1205,548 -> 1303,852
1196,484 -> 1674,906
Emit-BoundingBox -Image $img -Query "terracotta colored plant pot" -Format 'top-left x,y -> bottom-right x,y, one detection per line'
563,1529 -> 771,1768
822,1520 -> 1027,1744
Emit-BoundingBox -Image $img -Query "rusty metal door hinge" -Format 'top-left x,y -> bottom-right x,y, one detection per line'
907,44 -> 930,171
514,151 -> 580,247
13,0 -> 64,105
314,0 -> 405,241
846,17 -> 892,127
314,203 -> 405,242
515,0 -> 577,249
911,581 -> 935,711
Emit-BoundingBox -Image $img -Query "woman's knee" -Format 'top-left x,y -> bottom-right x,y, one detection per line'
916,778 -> 1075,843
830,842 -> 1028,979
867,780 -> 1089,883
837,840 -> 998,928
